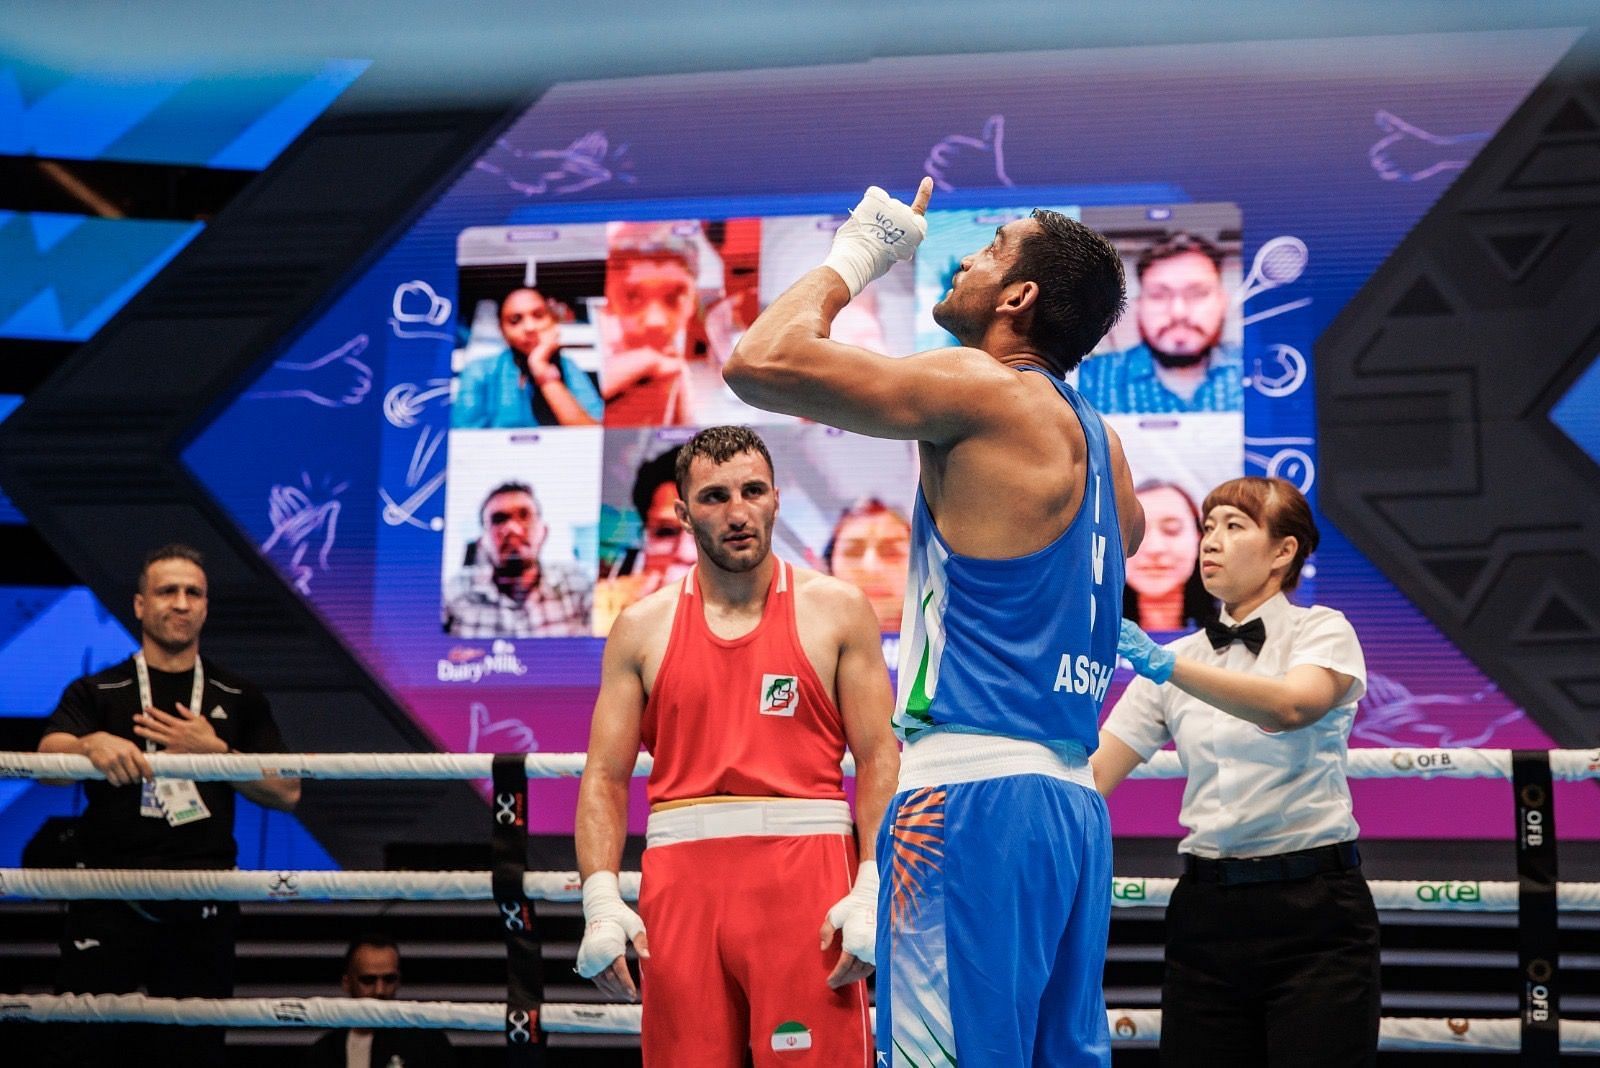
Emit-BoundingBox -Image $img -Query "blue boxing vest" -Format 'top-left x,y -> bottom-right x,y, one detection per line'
892,368 -> 1125,753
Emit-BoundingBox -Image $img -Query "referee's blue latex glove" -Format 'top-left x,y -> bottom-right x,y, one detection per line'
1119,618 -> 1176,684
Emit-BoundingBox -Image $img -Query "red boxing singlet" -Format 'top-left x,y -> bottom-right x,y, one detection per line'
642,559 -> 847,806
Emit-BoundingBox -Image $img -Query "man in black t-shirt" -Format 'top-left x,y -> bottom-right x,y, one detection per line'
38,543 -> 301,1067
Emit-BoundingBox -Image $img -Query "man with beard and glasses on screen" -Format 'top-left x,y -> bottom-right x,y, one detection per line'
575,425 -> 899,1067
443,481 -> 591,637
724,179 -> 1142,1066
1077,231 -> 1242,414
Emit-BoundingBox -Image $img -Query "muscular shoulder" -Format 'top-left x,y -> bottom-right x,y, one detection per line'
793,568 -> 874,626
911,346 -> 1032,406
609,581 -> 680,653
954,347 -> 1041,396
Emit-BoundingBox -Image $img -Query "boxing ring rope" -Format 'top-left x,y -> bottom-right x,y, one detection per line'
4,866 -> 1600,913
3,746 -> 1595,1056
4,746 -> 1598,783
3,994 -> 1599,1053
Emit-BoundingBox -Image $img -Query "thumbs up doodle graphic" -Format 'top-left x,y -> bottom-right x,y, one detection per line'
247,335 -> 372,409
925,115 -> 1015,193
1368,110 -> 1489,183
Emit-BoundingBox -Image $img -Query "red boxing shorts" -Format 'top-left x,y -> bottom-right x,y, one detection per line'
637,799 -> 871,1067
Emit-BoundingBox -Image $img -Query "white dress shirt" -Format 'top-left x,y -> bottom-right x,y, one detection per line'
1103,592 -> 1367,859
345,1030 -> 373,1068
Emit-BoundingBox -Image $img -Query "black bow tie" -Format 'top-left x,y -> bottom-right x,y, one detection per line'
1205,617 -> 1267,655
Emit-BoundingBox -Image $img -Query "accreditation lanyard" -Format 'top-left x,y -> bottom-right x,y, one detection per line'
134,652 -> 211,826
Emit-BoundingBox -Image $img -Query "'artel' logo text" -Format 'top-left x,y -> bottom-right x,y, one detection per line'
1413,881 -> 1480,904
1111,879 -> 1147,901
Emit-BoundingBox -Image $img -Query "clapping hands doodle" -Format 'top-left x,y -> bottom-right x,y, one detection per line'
389,280 -> 453,340
925,115 -> 1014,193
1369,110 -> 1490,183
473,131 -> 635,197
261,474 -> 346,594
247,335 -> 372,408
467,701 -> 538,754
1353,672 -> 1521,748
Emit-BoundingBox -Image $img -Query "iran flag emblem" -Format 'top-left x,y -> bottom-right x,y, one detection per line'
771,1020 -> 813,1052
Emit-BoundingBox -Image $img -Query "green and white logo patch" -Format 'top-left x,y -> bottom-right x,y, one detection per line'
760,674 -> 800,716
771,1020 -> 812,1052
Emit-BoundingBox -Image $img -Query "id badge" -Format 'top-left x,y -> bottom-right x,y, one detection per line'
139,779 -> 165,819
156,779 -> 211,827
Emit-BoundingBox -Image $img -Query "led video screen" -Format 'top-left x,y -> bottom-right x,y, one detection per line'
186,27 -> 1596,837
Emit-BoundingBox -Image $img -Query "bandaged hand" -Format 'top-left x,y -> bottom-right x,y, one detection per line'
821,181 -> 933,299
820,860 -> 878,988
1119,618 -> 1176,685
576,871 -> 649,995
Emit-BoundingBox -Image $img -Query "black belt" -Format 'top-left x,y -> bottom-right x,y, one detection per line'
1183,841 -> 1360,886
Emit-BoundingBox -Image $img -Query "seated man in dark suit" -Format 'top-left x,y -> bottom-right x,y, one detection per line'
309,934 -> 458,1067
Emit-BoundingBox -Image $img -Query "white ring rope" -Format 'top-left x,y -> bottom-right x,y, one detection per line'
2,747 -> 1597,782
1104,1011 -> 1600,1054
0,868 -> 638,903
0,993 -> 502,1030
0,752 -> 622,782
4,867 -> 1600,912
3,995 -> 1597,1052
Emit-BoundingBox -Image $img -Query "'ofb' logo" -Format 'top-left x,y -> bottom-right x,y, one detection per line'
760,675 -> 799,717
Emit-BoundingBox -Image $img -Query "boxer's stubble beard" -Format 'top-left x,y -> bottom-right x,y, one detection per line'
690,517 -> 771,575
931,298 -> 982,351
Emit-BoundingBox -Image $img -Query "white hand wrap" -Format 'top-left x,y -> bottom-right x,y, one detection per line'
576,871 -> 646,979
824,860 -> 879,966
821,186 -> 928,299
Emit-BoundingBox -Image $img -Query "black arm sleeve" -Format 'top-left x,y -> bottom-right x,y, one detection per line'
42,678 -> 101,739
236,688 -> 286,754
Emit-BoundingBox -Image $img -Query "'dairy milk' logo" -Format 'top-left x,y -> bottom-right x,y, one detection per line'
438,640 -> 529,683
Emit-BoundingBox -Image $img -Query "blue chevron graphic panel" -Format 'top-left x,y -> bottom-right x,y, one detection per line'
0,396 -> 20,523
1552,356 -> 1600,467
0,58 -> 368,168
0,211 -> 201,341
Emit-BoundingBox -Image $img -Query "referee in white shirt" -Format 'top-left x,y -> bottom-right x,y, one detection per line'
1091,476 -> 1379,1067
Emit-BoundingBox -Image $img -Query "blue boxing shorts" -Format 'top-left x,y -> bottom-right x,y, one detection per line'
874,732 -> 1112,1067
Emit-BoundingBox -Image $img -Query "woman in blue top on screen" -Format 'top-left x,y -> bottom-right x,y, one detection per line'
1092,476 -> 1378,1067
452,287 -> 603,428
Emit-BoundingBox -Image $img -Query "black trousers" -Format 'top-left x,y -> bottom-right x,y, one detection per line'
50,899 -> 238,1067
1159,867 -> 1381,1067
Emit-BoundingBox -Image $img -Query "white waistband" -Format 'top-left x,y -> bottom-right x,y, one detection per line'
898,730 -> 1095,792
645,798 -> 853,849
